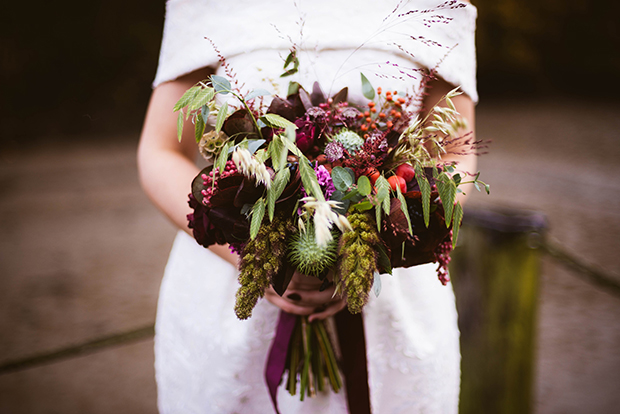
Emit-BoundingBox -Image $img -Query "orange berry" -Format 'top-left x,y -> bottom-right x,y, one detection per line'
366,167 -> 381,185
361,124 -> 368,131
386,96 -> 393,101
377,87 -> 382,94
364,111 -> 370,117
387,121 -> 393,128
379,112 -> 386,118
398,97 -> 406,104
388,175 -> 407,192
370,107 -> 377,113
394,112 -> 402,119
390,110 -> 397,116
366,117 -> 372,123
393,90 -> 398,95
371,123 -> 377,129
368,101 -> 375,108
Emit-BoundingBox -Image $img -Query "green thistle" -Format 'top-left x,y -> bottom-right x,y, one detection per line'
331,130 -> 364,154
288,223 -> 338,277
336,212 -> 381,314
235,213 -> 296,319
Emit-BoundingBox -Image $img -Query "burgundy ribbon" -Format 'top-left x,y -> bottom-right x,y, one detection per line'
264,309 -> 372,414
265,310 -> 298,414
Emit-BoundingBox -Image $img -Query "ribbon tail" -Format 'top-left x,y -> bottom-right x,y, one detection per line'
335,309 -> 372,414
265,310 -> 298,414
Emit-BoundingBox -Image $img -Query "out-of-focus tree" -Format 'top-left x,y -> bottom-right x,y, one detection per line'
474,0 -> 620,97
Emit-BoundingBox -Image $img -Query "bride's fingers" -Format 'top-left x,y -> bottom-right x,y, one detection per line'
308,299 -> 347,322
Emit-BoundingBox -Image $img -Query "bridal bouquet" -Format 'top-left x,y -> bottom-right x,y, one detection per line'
174,53 -> 486,404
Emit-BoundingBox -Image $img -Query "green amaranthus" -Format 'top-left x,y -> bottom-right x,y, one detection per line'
235,213 -> 296,319
336,212 -> 381,314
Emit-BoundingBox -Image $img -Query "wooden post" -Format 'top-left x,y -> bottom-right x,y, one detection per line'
450,209 -> 547,414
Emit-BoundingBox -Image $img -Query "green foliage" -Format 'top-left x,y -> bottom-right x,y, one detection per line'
435,171 -> 457,228
357,175 -> 371,196
211,75 -> 231,94
281,50 -> 300,77
360,73 -> 375,100
176,110 -> 184,142
250,198 -> 266,240
260,113 -> 296,129
331,167 -> 355,192
336,212 -> 381,314
194,113 -> 206,143
267,167 -> 290,221
298,158 -> 325,202
215,102 -> 228,133
288,223 -> 338,276
452,201 -> 463,248
245,88 -> 271,101
396,187 -> 413,234
173,85 -> 201,112
188,87 -> 215,111
414,163 -> 431,227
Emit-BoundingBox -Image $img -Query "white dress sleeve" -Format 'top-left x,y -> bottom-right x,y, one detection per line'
153,0 -> 478,102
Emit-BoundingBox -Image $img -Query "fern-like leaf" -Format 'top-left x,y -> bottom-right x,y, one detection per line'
250,198 -> 266,240
414,164 -> 431,227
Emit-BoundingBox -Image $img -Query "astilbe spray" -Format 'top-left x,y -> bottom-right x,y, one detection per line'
235,213 -> 296,319
336,212 -> 381,314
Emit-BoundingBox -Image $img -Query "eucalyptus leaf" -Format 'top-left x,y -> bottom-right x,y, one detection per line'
260,113 -> 296,129
247,139 -> 266,155
245,89 -> 271,101
215,102 -> 228,133
357,175 -> 371,196
211,75 -> 231,94
176,110 -> 184,142
361,73 -> 375,100
201,104 -> 210,121
250,198 -> 266,240
415,164 -> 431,227
330,190 -> 350,214
331,166 -> 355,192
173,85 -> 201,112
372,272 -> 382,298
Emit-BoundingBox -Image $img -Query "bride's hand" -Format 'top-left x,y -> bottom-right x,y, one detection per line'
264,270 -> 346,322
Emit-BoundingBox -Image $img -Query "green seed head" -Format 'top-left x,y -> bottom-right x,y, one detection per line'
288,223 -> 338,276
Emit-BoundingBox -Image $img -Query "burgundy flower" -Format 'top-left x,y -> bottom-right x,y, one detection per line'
294,118 -> 316,152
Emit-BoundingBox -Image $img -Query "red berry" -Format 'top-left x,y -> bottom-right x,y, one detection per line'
388,175 -> 407,192
395,164 -> 416,182
366,167 -> 381,185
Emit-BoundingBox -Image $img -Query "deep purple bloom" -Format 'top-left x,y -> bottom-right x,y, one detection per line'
294,118 -> 316,152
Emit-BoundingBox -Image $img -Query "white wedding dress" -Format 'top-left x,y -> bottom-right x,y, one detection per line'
152,1 -> 478,413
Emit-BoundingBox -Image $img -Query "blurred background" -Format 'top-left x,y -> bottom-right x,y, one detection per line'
1,0 -> 619,413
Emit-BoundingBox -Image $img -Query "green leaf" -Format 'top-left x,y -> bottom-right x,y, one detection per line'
247,138 -> 266,155
201,104 -> 210,121
351,200 -> 373,212
452,201 -> 463,248
194,113 -> 206,143
254,148 -> 268,163
216,140 -> 232,174
374,175 -> 391,215
357,175 -> 371,196
176,110 -> 184,142
173,85 -> 201,112
376,244 -> 392,275
372,272 -> 382,297
288,81 -> 301,96
414,164 -> 431,227
189,87 -> 215,111
268,136 -> 288,171
361,73 -> 375,100
453,173 -> 462,186
436,172 -> 456,227
260,113 -> 297,129
267,167 -> 290,221
396,188 -> 413,234
249,198 -> 266,240
211,75 -> 231,94
375,202 -> 382,232
299,157 -> 325,202
283,134 -> 303,158
281,50 -> 299,78
215,102 -> 228,133
342,188 -> 361,201
331,166 -> 355,192
330,190 -> 350,215
484,184 -> 491,195
245,89 -> 271,101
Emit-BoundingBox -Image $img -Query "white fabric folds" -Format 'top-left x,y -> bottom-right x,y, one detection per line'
153,0 -> 478,102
